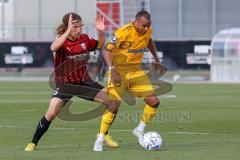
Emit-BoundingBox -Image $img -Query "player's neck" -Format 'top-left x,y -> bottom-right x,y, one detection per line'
68,35 -> 77,41
132,22 -> 138,33
132,22 -> 143,35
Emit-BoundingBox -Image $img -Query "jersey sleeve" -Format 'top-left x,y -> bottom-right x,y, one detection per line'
86,36 -> 98,51
104,29 -> 122,51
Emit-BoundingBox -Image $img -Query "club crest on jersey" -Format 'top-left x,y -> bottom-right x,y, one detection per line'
110,35 -> 118,44
81,43 -> 86,50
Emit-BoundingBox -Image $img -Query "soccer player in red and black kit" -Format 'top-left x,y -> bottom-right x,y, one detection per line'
25,12 -> 118,151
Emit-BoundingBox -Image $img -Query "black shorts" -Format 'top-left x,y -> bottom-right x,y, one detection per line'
52,80 -> 104,103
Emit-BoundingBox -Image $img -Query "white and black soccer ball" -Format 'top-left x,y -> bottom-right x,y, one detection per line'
143,132 -> 162,151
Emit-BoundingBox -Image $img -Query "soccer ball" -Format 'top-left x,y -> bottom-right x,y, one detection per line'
142,132 -> 162,150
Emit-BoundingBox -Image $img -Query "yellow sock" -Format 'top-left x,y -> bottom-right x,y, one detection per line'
141,105 -> 157,124
100,109 -> 116,135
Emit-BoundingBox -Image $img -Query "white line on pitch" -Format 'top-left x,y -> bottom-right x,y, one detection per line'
52,127 -> 81,130
0,125 -> 218,135
107,130 -> 215,135
169,131 -> 215,135
0,100 -> 49,103
50,128 -> 214,135
0,94 -> 176,104
20,110 -> 40,112
159,95 -> 176,98
0,125 -> 18,128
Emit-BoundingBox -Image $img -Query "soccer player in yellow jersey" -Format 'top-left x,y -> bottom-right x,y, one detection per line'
93,10 -> 164,151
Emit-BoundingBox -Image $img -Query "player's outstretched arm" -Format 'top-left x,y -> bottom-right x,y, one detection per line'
147,38 -> 165,74
147,38 -> 160,63
103,49 -> 121,84
95,16 -> 105,49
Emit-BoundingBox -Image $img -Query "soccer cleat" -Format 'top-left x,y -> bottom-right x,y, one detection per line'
104,134 -> 119,148
133,128 -> 144,147
24,143 -> 36,151
97,133 -> 119,148
93,139 -> 104,152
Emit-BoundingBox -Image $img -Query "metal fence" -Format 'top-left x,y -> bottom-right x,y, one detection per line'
1,0 -> 239,41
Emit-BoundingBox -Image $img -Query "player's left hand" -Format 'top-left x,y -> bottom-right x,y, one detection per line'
95,16 -> 105,32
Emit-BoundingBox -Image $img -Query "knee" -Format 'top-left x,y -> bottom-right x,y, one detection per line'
45,111 -> 57,121
109,106 -> 119,114
153,98 -> 160,108
45,106 -> 60,121
145,95 -> 160,108
105,100 -> 121,114
150,98 -> 160,108
45,98 -> 64,121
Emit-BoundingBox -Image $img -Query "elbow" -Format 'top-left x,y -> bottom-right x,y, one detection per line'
50,45 -> 58,52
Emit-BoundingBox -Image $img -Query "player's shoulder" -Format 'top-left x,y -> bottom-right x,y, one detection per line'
116,23 -> 133,35
79,33 -> 90,40
77,33 -> 96,43
121,23 -> 133,31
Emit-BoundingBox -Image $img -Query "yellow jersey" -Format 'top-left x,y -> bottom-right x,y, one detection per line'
105,22 -> 152,72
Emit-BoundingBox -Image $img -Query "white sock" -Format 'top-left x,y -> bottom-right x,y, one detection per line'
97,133 -> 105,142
136,121 -> 146,132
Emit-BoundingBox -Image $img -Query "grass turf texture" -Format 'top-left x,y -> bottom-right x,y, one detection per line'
0,81 -> 239,160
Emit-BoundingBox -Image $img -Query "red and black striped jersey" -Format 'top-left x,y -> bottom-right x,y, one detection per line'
54,33 -> 98,84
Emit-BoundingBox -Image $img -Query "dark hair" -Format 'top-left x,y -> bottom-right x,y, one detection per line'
135,10 -> 151,20
56,12 -> 82,36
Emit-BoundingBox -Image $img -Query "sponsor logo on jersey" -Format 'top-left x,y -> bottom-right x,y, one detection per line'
67,52 -> 89,61
128,48 -> 147,54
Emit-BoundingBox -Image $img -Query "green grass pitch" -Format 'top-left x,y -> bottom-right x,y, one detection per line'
0,81 -> 240,160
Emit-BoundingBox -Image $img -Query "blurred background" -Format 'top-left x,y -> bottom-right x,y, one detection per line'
0,0 -> 240,83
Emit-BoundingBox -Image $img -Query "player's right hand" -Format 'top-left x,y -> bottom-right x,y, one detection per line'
110,68 -> 121,87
